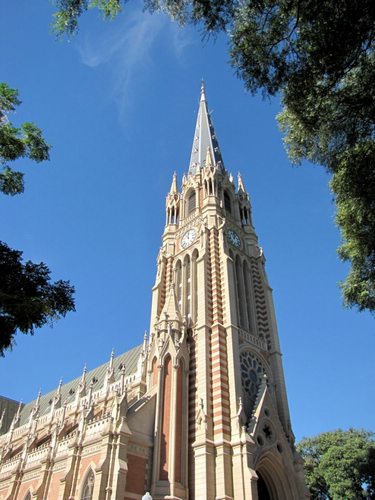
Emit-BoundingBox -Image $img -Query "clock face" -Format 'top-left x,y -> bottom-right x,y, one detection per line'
227,229 -> 241,248
181,229 -> 196,249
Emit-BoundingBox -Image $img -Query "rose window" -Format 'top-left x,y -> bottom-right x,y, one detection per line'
240,351 -> 266,416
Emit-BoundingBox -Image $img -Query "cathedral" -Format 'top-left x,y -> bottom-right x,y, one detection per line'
0,85 -> 308,500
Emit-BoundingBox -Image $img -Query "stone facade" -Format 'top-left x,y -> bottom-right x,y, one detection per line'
0,85 -> 308,500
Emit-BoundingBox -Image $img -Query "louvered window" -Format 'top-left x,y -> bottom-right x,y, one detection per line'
187,191 -> 196,216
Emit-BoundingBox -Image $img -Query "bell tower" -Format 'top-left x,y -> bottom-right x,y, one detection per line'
147,84 -> 308,500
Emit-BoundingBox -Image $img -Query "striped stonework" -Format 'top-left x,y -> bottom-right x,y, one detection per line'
0,85 -> 308,500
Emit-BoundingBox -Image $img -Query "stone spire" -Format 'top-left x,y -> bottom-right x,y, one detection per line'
189,82 -> 224,175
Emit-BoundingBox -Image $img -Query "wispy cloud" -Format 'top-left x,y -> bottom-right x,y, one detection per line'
77,7 -> 195,120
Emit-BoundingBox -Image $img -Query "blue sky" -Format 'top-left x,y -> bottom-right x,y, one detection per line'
1,1 -> 374,442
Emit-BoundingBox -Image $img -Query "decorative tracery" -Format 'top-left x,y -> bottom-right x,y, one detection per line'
240,351 -> 266,415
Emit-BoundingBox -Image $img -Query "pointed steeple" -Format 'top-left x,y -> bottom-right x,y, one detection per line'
189,82 -> 224,175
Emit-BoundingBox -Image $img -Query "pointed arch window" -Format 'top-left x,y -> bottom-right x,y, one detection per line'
224,190 -> 231,214
81,469 -> 95,500
175,260 -> 182,309
186,191 -> 196,216
24,493 -> 31,500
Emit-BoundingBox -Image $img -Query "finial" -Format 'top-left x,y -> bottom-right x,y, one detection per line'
205,146 -> 213,168
142,331 -> 148,354
108,348 -> 115,371
30,390 -> 41,420
0,409 -> 5,431
81,362 -> 87,380
169,171 -> 178,194
237,172 -> 246,192
78,363 -> 87,397
55,378 -> 63,399
16,400 -> 23,418
200,80 -> 206,102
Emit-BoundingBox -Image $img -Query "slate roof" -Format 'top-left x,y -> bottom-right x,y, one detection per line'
17,343 -> 143,427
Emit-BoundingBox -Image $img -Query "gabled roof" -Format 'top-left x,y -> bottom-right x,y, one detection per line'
160,284 -> 182,322
189,82 -> 224,175
16,343 -> 143,427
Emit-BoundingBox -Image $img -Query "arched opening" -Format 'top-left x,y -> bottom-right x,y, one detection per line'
235,255 -> 245,328
186,191 -> 196,216
151,356 -> 158,386
243,206 -> 249,225
175,260 -> 182,310
184,255 -> 191,318
160,355 -> 172,480
24,492 -> 31,500
255,453 -> 296,500
257,470 -> 271,500
243,260 -> 253,332
192,250 -> 199,323
81,468 -> 95,500
174,359 -> 184,483
240,205 -> 249,225
224,190 -> 231,214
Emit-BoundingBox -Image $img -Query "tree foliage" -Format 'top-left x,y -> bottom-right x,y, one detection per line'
297,429 -> 375,499
53,0 -> 375,314
1,85 -> 74,353
0,241 -> 75,356
0,82 -> 50,195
